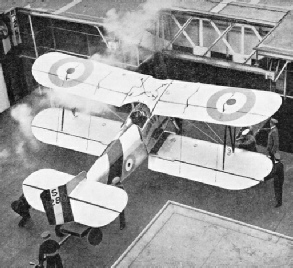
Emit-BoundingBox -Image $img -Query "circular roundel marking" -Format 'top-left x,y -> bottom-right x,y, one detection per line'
123,155 -> 136,176
206,88 -> 256,122
49,56 -> 94,88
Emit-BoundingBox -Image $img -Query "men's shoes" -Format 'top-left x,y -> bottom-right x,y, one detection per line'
275,203 -> 282,208
18,219 -> 27,227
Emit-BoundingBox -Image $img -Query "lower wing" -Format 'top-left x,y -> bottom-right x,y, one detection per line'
32,107 -> 122,156
23,169 -> 128,227
149,132 -> 272,190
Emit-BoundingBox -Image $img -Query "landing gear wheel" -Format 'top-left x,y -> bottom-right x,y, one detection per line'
55,225 -> 65,237
87,228 -> 103,246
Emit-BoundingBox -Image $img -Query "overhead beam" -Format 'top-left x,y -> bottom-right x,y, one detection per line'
163,50 -> 275,79
163,9 -> 277,28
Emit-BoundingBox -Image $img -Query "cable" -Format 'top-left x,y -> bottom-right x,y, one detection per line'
204,122 -> 223,143
186,121 -> 220,144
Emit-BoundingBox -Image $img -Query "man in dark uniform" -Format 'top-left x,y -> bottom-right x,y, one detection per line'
111,177 -> 126,230
38,231 -> 63,268
236,128 -> 257,152
264,153 -> 284,208
11,193 -> 31,227
267,118 -> 279,161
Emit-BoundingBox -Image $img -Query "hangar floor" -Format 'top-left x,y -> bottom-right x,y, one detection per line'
1,90 -> 293,267
113,201 -> 293,267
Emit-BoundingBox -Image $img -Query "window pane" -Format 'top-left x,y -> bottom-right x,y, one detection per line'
17,12 -> 36,58
88,34 -> 107,56
54,28 -> 88,55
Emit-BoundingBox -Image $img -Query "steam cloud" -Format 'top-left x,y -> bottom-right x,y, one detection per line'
104,0 -> 176,46
0,148 -> 9,159
43,87 -> 120,120
11,104 -> 34,140
10,103 -> 40,168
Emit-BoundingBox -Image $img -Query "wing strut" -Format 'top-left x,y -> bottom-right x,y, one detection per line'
223,126 -> 237,169
229,126 -> 236,153
222,126 -> 227,170
61,107 -> 65,131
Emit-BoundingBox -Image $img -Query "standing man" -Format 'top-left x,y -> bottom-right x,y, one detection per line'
11,193 -> 31,227
38,231 -> 63,268
264,153 -> 284,208
267,118 -> 279,161
111,177 -> 126,230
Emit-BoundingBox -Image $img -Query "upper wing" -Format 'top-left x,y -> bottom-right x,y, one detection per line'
151,81 -> 282,127
32,52 -> 152,107
32,107 -> 122,156
32,52 -> 282,127
23,169 -> 128,228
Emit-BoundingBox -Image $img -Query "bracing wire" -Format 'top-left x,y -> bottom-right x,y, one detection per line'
186,121 -> 220,144
204,122 -> 223,143
104,105 -> 126,122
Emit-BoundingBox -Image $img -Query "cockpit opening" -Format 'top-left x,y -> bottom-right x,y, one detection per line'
129,103 -> 150,128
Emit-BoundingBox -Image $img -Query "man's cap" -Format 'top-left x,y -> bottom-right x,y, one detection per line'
242,129 -> 250,136
41,231 -> 51,239
274,152 -> 281,160
271,118 -> 278,124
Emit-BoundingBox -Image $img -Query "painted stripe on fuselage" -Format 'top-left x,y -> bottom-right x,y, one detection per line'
87,124 -> 148,184
106,139 -> 124,184
58,185 -> 74,223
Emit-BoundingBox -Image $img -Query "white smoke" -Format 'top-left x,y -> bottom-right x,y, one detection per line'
11,104 -> 34,139
0,148 -> 10,159
44,87 -> 116,118
103,0 -> 176,46
10,103 -> 39,150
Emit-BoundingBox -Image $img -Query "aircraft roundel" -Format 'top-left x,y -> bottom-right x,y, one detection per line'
123,154 -> 136,176
206,88 -> 256,122
49,57 -> 94,88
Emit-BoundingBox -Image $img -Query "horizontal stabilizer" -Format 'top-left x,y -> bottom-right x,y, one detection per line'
23,169 -> 128,227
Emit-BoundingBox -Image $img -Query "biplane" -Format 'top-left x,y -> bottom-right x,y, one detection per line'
23,52 -> 282,238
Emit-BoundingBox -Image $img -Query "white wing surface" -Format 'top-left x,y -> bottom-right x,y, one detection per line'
151,82 -> 282,127
32,52 -> 282,127
149,132 -> 272,190
32,52 -> 151,107
32,108 -> 122,156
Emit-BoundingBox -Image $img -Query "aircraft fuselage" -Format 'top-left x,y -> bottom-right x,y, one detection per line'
87,107 -> 170,184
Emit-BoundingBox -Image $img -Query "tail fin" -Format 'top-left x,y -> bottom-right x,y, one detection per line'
40,171 -> 86,225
